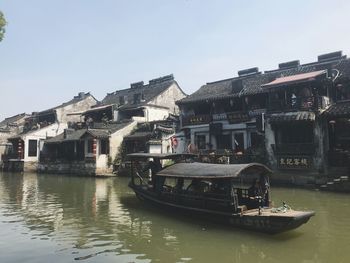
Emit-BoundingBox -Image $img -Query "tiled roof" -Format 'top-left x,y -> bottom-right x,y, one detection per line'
156,125 -> 174,133
323,100 -> 350,117
0,113 -> 28,128
178,56 -> 350,104
268,111 -> 316,123
36,93 -> 96,117
45,121 -> 131,144
101,75 -> 178,108
177,78 -> 236,104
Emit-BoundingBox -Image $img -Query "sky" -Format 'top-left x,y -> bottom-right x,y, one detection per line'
1,0 -> 350,121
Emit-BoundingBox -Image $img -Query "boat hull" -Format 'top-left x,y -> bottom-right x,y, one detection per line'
130,184 -> 315,234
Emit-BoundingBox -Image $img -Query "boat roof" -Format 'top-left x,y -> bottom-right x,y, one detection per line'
127,153 -> 197,160
157,162 -> 272,179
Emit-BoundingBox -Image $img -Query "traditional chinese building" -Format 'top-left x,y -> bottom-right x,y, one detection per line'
4,92 -> 98,172
322,58 -> 350,177
38,75 -> 186,176
38,121 -> 135,175
177,51 -> 350,184
0,113 -> 29,168
176,67 -> 268,163
262,51 -> 350,184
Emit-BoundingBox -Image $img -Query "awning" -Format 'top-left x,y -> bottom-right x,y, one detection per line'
156,162 -> 271,178
269,111 -> 316,123
323,100 -> 350,117
45,129 -> 109,144
127,153 -> 197,160
262,70 -> 327,89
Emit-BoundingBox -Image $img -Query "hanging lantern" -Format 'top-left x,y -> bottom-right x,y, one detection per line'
93,138 -> 97,157
18,140 -> 22,159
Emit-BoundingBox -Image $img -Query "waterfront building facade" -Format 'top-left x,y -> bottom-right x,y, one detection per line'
0,113 -> 29,168
4,92 -> 98,172
176,51 -> 350,183
38,74 -> 186,175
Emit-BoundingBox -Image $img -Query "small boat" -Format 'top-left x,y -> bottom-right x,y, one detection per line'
128,153 -> 315,234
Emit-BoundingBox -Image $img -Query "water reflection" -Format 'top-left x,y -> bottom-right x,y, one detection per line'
0,172 -> 349,263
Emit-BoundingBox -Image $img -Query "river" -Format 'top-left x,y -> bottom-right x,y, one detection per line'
0,172 -> 349,263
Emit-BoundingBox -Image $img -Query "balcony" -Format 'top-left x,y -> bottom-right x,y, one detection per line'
268,96 -> 317,113
272,143 -> 315,155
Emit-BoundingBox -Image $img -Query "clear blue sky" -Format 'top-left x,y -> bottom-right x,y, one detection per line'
1,0 -> 350,121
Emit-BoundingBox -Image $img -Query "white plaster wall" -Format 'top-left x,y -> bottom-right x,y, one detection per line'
149,144 -> 162,154
55,95 -> 97,123
143,107 -> 169,122
109,120 -> 138,160
23,123 -> 67,162
148,83 -> 186,115
96,154 -> 108,169
161,135 -> 173,154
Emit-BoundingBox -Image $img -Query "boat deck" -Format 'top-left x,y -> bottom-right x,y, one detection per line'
243,208 -> 314,218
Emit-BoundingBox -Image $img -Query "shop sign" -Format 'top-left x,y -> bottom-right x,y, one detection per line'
248,109 -> 266,117
277,156 -> 312,169
227,112 -> 250,124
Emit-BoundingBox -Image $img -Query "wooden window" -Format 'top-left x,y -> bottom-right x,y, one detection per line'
100,139 -> 109,155
87,139 -> 94,154
28,140 -> 37,157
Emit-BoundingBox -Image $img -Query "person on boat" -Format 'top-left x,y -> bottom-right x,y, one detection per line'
143,158 -> 163,191
175,178 -> 184,192
248,179 -> 263,209
186,179 -> 202,193
259,174 -> 270,206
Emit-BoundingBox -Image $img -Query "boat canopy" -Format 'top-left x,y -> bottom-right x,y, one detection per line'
157,162 -> 272,179
127,153 -> 197,160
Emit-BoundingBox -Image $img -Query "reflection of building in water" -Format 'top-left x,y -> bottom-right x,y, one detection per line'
21,174 -> 64,231
21,173 -> 38,208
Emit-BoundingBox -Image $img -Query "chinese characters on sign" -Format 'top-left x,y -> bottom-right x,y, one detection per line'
227,112 -> 250,124
278,156 -> 312,169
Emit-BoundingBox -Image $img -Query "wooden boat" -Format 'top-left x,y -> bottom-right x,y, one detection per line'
128,153 -> 315,234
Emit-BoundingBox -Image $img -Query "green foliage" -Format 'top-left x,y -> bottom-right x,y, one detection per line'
107,155 -> 113,167
0,11 -> 6,42
113,142 -> 127,165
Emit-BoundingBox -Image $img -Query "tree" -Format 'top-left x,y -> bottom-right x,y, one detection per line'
0,11 -> 6,42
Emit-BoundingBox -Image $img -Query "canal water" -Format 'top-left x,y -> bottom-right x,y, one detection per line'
0,172 -> 349,263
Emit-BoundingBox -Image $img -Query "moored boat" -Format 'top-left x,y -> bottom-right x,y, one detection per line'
128,153 -> 315,234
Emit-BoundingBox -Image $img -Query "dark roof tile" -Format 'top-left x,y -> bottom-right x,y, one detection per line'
101,76 -> 176,107
178,56 -> 350,104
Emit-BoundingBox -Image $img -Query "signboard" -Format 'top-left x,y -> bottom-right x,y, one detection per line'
277,156 -> 312,169
227,112 -> 250,124
248,109 -> 266,117
183,115 -> 212,126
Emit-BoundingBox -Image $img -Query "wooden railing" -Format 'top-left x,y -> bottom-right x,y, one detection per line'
268,96 -> 316,112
